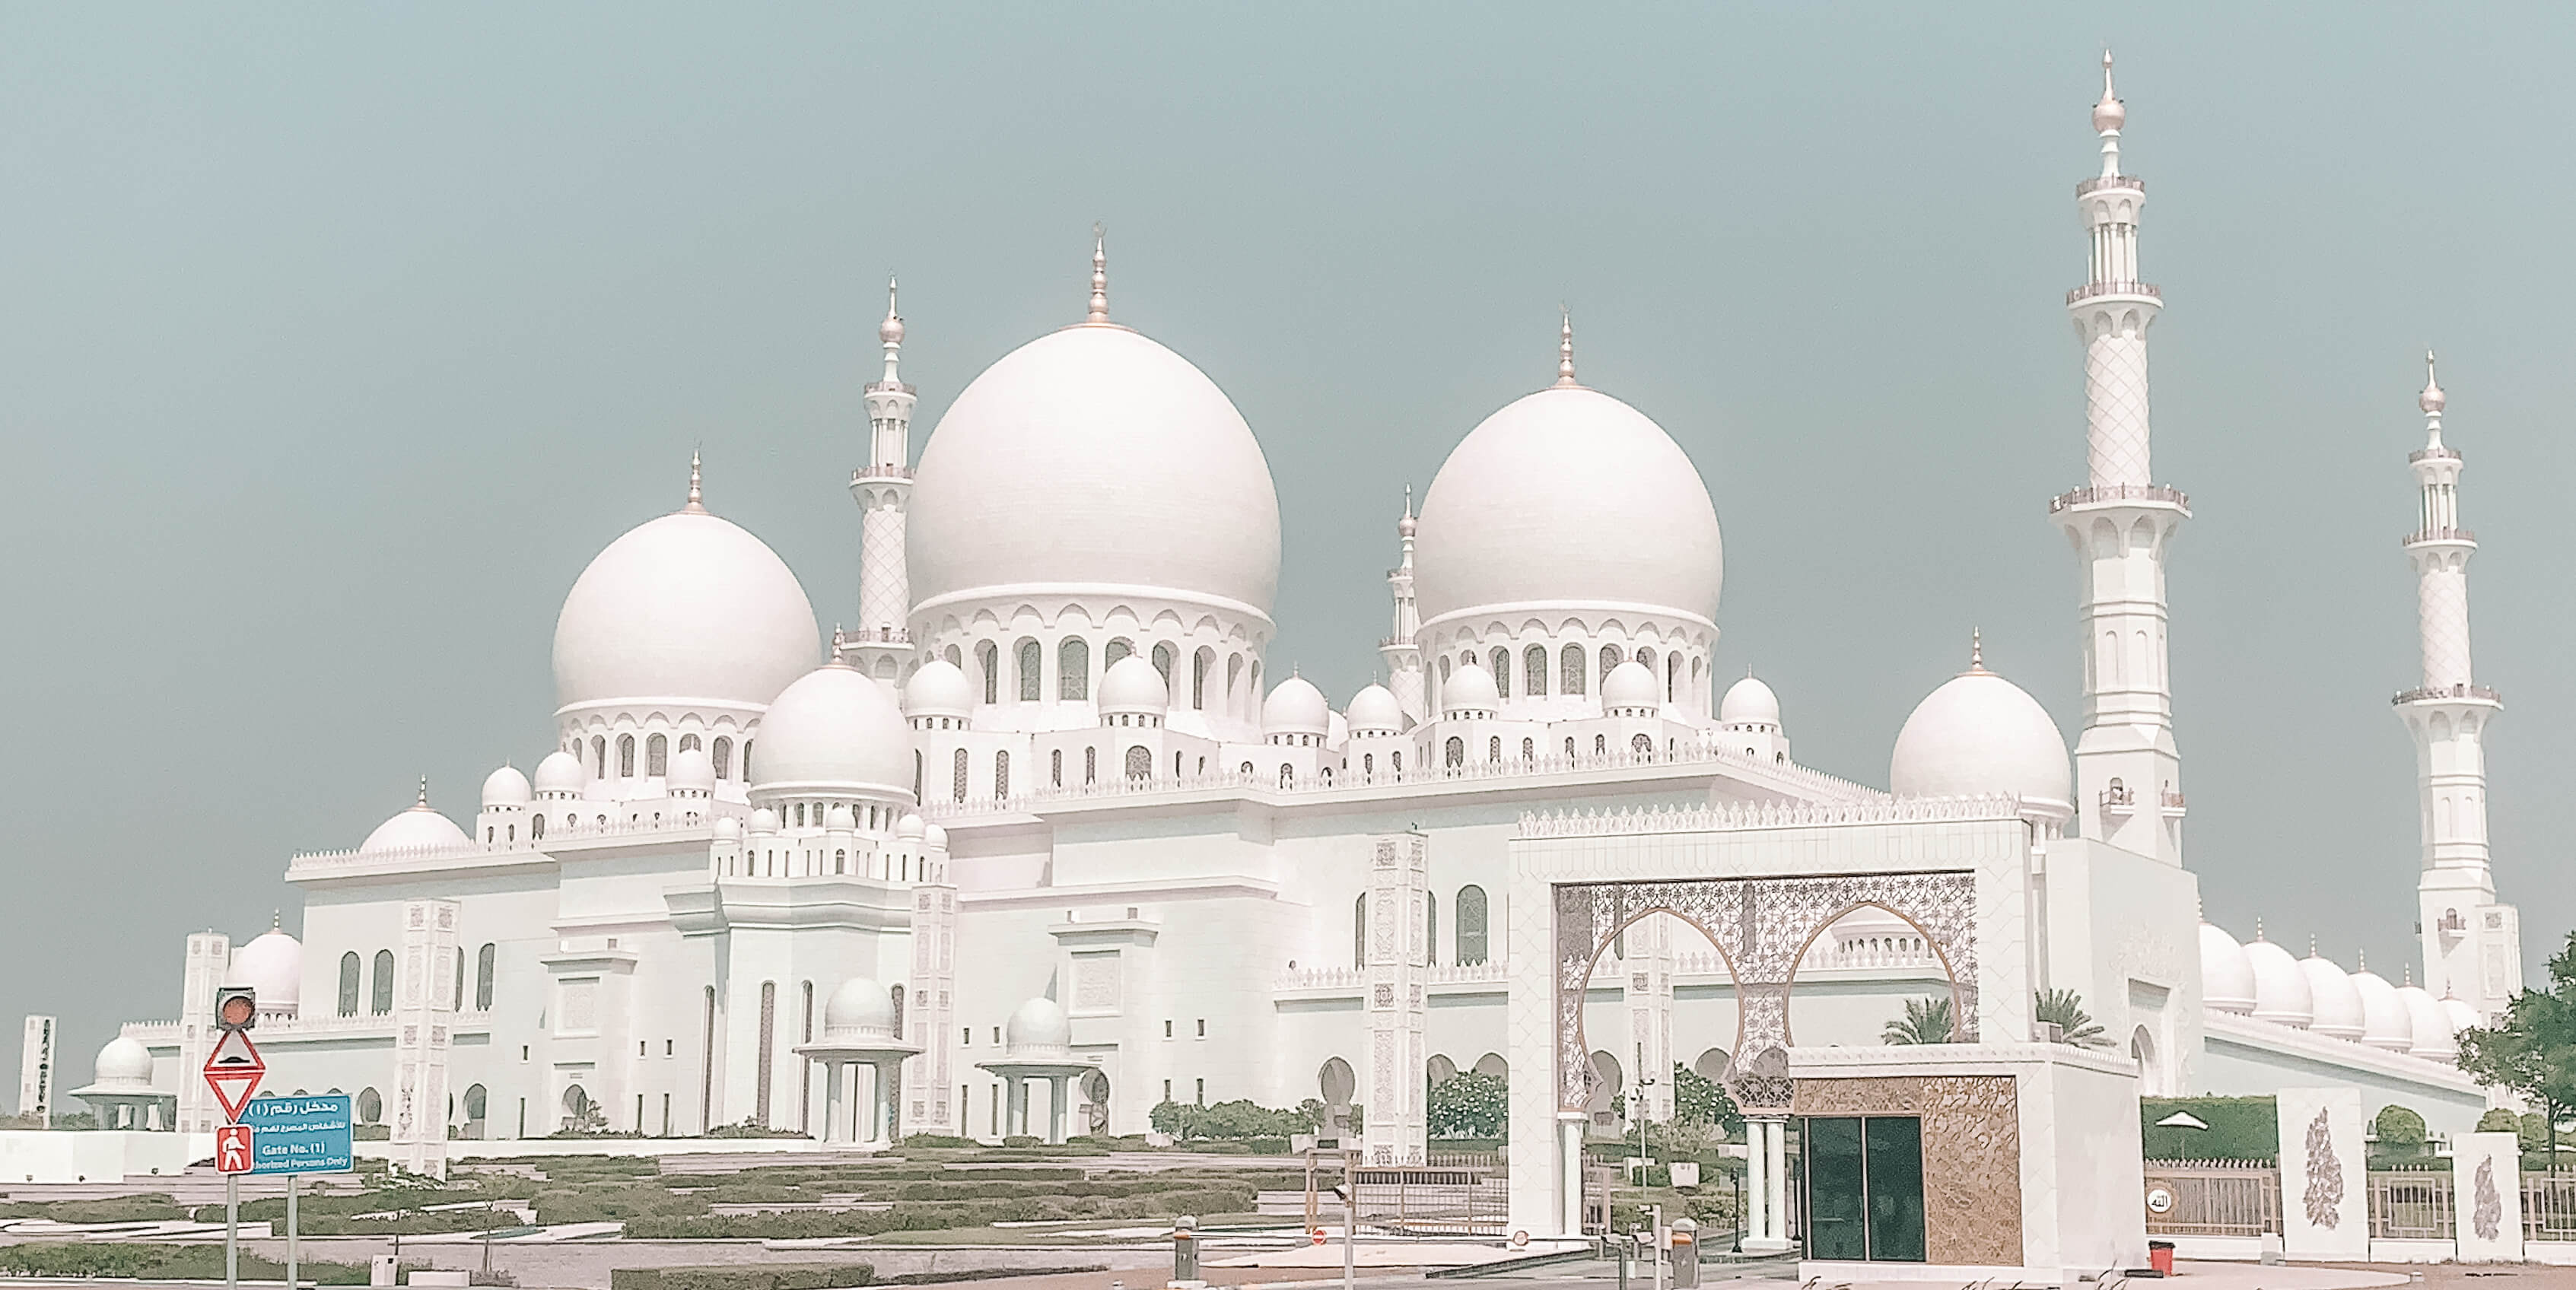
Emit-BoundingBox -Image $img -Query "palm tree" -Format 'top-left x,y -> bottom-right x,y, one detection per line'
1881,995 -> 1955,1045
2035,988 -> 2107,1047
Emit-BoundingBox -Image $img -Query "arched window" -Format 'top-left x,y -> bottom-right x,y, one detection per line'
1488,735 -> 1502,762
463,1083 -> 488,1133
1636,646 -> 1656,679
1174,750 -> 1183,779
1059,637 -> 1090,701
615,734 -> 635,777
1632,733 -> 1652,756
530,814 -> 544,840
1595,734 -> 1607,755
741,739 -> 753,780
647,733 -> 668,777
1239,761 -> 1254,776
712,736 -> 733,779
944,644 -> 962,668
1153,643 -> 1175,687
914,750 -> 924,800
1426,894 -> 1438,967
1051,748 -> 1064,786
1017,639 -> 1042,701
1353,894 -> 1367,968
357,1087 -> 383,1125
994,751 -> 1010,798
951,748 -> 969,802
591,736 -> 607,778
679,733 -> 700,754
1668,651 -> 1682,701
1456,885 -> 1490,965
370,949 -> 396,1015
475,943 -> 497,1010
1599,644 -> 1624,681
337,952 -> 361,1016
1084,747 -> 1098,784
1445,736 -> 1465,768
1525,645 -> 1550,697
1565,736 -> 1577,760
1439,655 -> 1452,681
1125,745 -> 1152,780
1490,647 -> 1512,699
1225,654 -> 1244,713
1279,764 -> 1294,787
1561,644 -> 1585,695
978,641 -> 1000,704
1522,737 -> 1534,761
453,948 -> 466,1010
1363,752 -> 1374,777
1104,638 -> 1132,669
793,802 -> 806,828
1192,648 -> 1212,709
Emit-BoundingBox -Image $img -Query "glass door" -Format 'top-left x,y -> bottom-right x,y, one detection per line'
1801,1114 -> 1925,1262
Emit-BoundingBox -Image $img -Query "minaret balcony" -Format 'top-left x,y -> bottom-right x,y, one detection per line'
2391,682 -> 2502,707
2408,446 -> 2462,464
2400,526 -> 2474,545
2048,483 -> 2191,515
2066,280 -> 2161,305
851,465 -> 914,483
2075,175 -> 2145,198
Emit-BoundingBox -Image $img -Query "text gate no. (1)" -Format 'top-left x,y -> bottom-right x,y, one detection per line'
240,1094 -> 356,1175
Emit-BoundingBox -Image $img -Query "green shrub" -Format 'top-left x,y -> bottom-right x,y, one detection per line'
901,1133 -> 977,1148
2139,1096 -> 2278,1161
0,1244 -> 400,1285
0,1194 -> 188,1223
2374,1104 -> 2428,1146
2479,1108 -> 2523,1134
609,1263 -> 873,1290
533,1184 -> 709,1224
1429,1071 -> 1508,1139
1000,1135 -> 1040,1147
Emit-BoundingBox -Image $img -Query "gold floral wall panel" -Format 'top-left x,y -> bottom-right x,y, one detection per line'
1793,1075 -> 2022,1266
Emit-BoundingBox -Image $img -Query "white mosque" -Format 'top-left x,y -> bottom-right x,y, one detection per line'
99,59 -> 2520,1173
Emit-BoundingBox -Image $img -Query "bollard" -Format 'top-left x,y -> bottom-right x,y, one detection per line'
1169,1214 -> 1204,1289
1671,1218 -> 1699,1289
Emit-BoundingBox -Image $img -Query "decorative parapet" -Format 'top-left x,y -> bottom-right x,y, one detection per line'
289,814 -> 729,874
1515,793 -> 2026,840
1277,961 -> 1506,993
2075,175 -> 2145,197
2392,682 -> 2503,707
2049,482 -> 2191,514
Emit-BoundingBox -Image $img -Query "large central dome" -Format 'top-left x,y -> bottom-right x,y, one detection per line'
908,324 -> 1281,618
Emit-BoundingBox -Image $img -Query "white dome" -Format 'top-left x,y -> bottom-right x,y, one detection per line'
552,501 -> 819,713
749,806 -> 779,833
1004,996 -> 1073,1058
1099,656 -> 1170,713
823,803 -> 855,831
1888,665 -> 2071,807
822,977 -> 898,1040
751,662 -> 914,799
361,792 -> 470,854
2441,995 -> 2482,1034
90,1037 -> 153,1089
669,747 -> 716,792
2396,986 -> 2457,1060
480,764 -> 532,808
1263,675 -> 1329,732
2199,923 -> 2257,1015
533,750 -> 583,794
909,325 -> 1281,618
1444,662 -> 1499,716
1720,675 -> 1781,728
2301,953 -> 2365,1041
1347,684 -> 1403,735
713,816 -> 742,840
2245,936 -> 2314,1028
1414,385 -> 1721,628
232,922 -> 302,1015
903,659 -> 975,717
923,822 -> 949,850
1602,659 -> 1658,713
2352,968 -> 2413,1051
895,812 -> 926,840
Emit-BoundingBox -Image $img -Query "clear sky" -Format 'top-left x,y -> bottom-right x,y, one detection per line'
3,3 -> 2569,1078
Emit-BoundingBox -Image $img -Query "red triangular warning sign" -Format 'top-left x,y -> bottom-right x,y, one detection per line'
202,1030 -> 264,1123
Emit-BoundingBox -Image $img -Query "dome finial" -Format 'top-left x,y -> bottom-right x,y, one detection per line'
271,910 -> 282,931
416,776 -> 430,808
1087,223 -> 1109,325
2358,947 -> 2368,972
683,450 -> 706,513
2419,348 -> 2446,428
2403,963 -> 2415,987
2091,49 -> 2126,175
2255,917 -> 2266,942
2308,933 -> 2319,958
879,275 -> 905,349
1397,485 -> 1417,539
1554,305 -> 1579,388
1968,627 -> 1985,672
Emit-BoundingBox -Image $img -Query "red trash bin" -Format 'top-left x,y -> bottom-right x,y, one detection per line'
2148,1240 -> 2175,1276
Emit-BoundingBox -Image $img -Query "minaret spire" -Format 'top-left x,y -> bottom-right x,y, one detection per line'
1381,488 -> 1426,723
1555,307 -> 1579,387
848,273 -> 921,678
1086,223 -> 1109,324
2053,53 -> 2187,866
2395,354 -> 2520,1021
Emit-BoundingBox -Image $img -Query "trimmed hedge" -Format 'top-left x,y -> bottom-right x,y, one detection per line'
0,1243 -> 402,1284
2140,1095 -> 2279,1161
0,1194 -> 189,1223
534,1184 -> 710,1224
611,1264 -> 873,1290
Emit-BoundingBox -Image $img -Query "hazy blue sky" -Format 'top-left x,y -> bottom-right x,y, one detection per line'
3,4 -> 2569,1076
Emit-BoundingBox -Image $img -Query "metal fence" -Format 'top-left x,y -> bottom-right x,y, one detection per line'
2368,1171 -> 2454,1239
2527,1174 -> 2576,1242
2143,1161 -> 2281,1237
1300,1149 -> 1509,1238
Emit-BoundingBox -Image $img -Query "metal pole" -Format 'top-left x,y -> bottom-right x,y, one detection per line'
224,1173 -> 238,1290
1342,1149 -> 1356,1290
286,1176 -> 299,1290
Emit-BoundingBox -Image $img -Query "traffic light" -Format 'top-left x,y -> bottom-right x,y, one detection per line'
215,986 -> 257,1032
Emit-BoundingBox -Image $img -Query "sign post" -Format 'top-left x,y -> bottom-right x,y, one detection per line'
204,1025 -> 262,1290
240,1092 -> 356,1290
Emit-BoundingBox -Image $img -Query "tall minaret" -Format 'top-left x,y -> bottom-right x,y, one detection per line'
847,277 -> 918,682
2051,52 -> 2190,864
2399,354 -> 2522,1020
1382,488 -> 1425,723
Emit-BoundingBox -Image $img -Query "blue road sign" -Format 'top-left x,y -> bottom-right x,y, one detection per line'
240,1094 -> 355,1175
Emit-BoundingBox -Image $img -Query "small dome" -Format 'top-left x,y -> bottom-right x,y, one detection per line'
2352,968 -> 2413,1051
713,816 -> 742,840
1099,656 -> 1171,713
1347,684 -> 1403,735
823,803 -> 855,831
552,504 -> 820,714
1888,664 -> 2071,807
1004,996 -> 1072,1058
2245,936 -> 2314,1028
924,822 -> 949,850
232,920 -> 302,1015
91,1037 -> 154,1089
2092,93 -> 2125,135
1263,675 -> 1329,732
2441,995 -> 2481,1034
669,747 -> 716,792
895,812 -> 926,840
822,977 -> 898,1041
533,750 -> 584,794
2421,372 -> 2446,416
2301,952 -> 2366,1041
361,790 -> 470,855
2396,986 -> 2456,1060
2199,923 -> 2256,1015
753,663 -> 914,798
749,806 -> 780,833
903,659 -> 975,717
1602,660 -> 1658,713
1720,675 -> 1781,728
481,764 -> 533,808
1443,662 -> 1499,716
